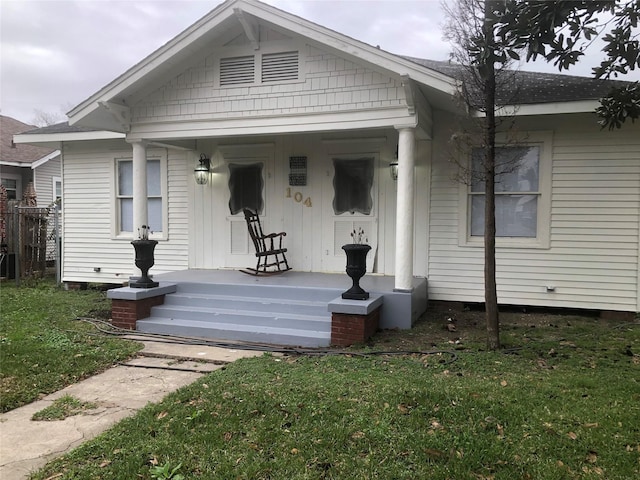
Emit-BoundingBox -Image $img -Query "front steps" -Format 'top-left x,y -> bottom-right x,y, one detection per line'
136,282 -> 340,347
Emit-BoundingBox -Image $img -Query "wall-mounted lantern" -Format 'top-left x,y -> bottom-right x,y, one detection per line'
194,153 -> 211,185
389,147 -> 398,181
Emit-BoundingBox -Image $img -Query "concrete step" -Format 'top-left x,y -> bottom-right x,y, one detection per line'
163,292 -> 329,316
149,304 -> 330,332
175,282 -> 341,302
136,317 -> 331,348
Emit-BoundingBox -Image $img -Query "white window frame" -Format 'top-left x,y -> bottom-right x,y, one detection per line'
215,41 -> 305,88
52,176 -> 62,205
458,131 -> 552,249
111,150 -> 168,240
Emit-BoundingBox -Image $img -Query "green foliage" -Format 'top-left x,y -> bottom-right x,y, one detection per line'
30,316 -> 640,479
494,0 -> 640,129
150,461 -> 184,480
0,279 -> 141,412
32,394 -> 97,421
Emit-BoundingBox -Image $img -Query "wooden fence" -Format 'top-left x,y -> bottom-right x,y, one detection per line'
2,205 -> 59,280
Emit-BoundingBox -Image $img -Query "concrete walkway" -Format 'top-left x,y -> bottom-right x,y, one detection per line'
0,337 -> 265,480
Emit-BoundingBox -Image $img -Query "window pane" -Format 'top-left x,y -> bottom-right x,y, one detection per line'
148,198 -> 162,232
1,179 -> 17,189
471,146 -> 539,193
471,194 -> 538,237
228,163 -> 264,215
120,198 -> 133,232
147,160 -> 161,196
118,161 -> 133,196
1,178 -> 17,200
332,158 -> 374,215
55,181 -> 62,199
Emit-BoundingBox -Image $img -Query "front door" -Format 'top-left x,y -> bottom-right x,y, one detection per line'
321,154 -> 378,272
221,151 -> 275,269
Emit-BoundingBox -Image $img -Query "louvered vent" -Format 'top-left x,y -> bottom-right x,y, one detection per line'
220,56 -> 255,86
262,51 -> 298,83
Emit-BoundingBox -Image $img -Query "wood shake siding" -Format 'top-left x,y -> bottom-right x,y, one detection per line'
427,115 -> 640,312
131,45 -> 404,122
61,143 -> 189,283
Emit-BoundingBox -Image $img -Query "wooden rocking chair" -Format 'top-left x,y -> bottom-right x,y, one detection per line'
242,208 -> 291,275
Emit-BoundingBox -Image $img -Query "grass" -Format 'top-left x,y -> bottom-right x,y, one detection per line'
0,279 -> 141,412
30,306 -> 640,480
32,394 -> 98,421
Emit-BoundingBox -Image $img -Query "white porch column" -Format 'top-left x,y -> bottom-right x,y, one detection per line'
394,127 -> 416,291
131,140 -> 148,237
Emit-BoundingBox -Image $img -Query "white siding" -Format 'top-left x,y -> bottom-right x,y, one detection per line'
427,113 -> 640,312
132,44 -> 405,123
33,156 -> 60,206
61,141 -> 189,284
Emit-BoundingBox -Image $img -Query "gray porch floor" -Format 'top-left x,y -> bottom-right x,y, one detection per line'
154,269 -> 409,291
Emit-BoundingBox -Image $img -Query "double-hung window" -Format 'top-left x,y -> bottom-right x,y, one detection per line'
115,157 -> 165,238
460,132 -> 552,248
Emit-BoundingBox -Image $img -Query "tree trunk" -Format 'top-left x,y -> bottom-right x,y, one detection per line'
483,0 -> 500,350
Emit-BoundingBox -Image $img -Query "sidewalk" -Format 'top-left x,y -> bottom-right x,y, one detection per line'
0,337 -> 265,480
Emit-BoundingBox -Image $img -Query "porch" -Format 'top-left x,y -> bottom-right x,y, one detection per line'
111,270 -> 427,348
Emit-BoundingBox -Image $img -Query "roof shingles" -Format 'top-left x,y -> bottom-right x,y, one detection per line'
1,115 -> 56,164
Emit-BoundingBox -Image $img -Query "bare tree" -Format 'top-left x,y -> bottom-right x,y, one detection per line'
31,105 -> 71,127
443,0 -> 526,350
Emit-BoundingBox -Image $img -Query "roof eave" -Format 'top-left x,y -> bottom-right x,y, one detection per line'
31,150 -> 62,169
470,99 -> 602,117
14,130 -> 126,147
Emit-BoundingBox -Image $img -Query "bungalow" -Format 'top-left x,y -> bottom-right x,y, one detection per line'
15,0 -> 639,345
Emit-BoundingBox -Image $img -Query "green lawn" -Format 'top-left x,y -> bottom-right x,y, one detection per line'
0,280 -> 141,412
30,310 -> 639,480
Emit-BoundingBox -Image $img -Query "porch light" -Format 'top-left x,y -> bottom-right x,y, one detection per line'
194,153 -> 211,185
389,148 -> 398,181
389,161 -> 398,181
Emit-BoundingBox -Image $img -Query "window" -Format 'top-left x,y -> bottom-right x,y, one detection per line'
1,177 -> 20,200
52,176 -> 62,206
332,158 -> 374,215
116,158 -> 163,236
218,50 -> 300,87
228,163 -> 264,215
460,132 -> 552,248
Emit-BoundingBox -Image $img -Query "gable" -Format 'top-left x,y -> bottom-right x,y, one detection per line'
67,0 -> 454,132
131,38 -> 406,124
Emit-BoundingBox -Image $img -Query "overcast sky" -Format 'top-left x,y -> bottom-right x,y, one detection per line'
1,0 -> 638,126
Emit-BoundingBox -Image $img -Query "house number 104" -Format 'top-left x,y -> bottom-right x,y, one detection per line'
286,187 -> 312,207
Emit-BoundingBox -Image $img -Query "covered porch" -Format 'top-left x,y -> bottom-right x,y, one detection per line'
110,269 -> 427,347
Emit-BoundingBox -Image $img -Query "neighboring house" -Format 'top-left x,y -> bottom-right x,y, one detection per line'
1,115 -> 61,207
15,0 -> 640,318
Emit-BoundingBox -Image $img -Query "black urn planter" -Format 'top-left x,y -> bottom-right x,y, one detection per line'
341,243 -> 371,300
130,239 -> 159,288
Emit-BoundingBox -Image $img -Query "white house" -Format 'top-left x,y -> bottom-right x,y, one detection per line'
15,0 -> 640,340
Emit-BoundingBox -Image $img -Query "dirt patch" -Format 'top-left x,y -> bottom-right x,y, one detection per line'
369,301 -> 622,352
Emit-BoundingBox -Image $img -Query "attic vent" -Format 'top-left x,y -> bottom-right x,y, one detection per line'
220,55 -> 255,85
262,51 -> 298,83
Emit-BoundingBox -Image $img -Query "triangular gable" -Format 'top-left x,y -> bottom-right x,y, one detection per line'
68,0 -> 456,132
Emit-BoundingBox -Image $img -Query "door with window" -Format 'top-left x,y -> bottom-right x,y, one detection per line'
222,153 -> 275,268
321,155 -> 378,272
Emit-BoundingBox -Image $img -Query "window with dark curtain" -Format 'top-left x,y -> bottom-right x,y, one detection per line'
332,158 -> 374,215
228,163 -> 264,215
